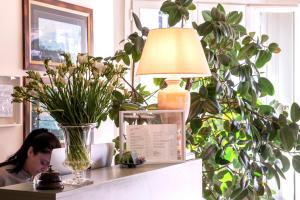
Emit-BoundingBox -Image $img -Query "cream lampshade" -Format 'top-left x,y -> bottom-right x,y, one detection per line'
137,28 -> 211,120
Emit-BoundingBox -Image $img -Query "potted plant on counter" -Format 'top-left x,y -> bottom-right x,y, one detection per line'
12,53 -> 127,185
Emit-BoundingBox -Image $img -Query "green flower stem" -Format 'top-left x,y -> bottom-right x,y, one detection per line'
64,128 -> 91,171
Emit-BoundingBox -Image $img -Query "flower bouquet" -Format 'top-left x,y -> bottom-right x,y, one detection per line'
12,53 -> 126,184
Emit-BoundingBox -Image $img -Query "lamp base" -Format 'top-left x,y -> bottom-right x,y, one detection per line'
157,78 -> 190,121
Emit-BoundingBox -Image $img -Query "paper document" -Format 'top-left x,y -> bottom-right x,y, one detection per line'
0,84 -> 13,117
126,124 -> 177,162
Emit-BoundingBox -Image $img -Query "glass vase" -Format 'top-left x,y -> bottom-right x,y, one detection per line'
60,123 -> 96,185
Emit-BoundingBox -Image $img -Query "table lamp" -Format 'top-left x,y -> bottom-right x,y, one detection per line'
137,28 -> 211,120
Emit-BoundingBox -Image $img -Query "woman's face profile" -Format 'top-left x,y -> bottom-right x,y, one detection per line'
24,146 -> 51,176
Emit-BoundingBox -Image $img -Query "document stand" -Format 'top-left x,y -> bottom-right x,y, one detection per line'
119,110 -> 186,163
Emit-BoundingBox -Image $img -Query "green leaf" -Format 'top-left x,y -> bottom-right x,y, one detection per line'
258,105 -> 275,115
153,78 -> 163,86
235,12 -> 243,24
269,42 -> 281,53
124,42 -> 133,54
231,188 -> 248,200
227,11 -> 239,24
132,49 -> 141,62
214,184 -> 222,195
197,21 -> 213,36
128,32 -> 138,42
168,9 -> 182,26
223,120 -> 231,132
220,182 -> 228,195
232,24 -> 246,36
290,122 -> 299,141
146,104 -> 157,110
237,81 -> 250,96
260,144 -> 272,160
251,124 -> 262,143
190,118 -> 202,133
255,50 -> 272,68
160,1 -> 176,13
242,36 -> 252,45
204,99 -> 220,114
202,10 -> 212,21
261,34 -> 269,43
215,149 -> 231,165
238,43 -> 256,60
249,32 -> 255,38
132,12 -> 142,31
265,164 -> 281,189
202,145 -> 217,160
291,102 -> 300,122
274,164 -> 286,179
187,3 -> 196,10
280,125 -> 295,151
120,102 -> 140,110
179,7 -> 189,19
279,114 -> 288,126
292,155 -> 300,173
211,7 -> 225,21
122,54 -> 130,65
224,146 -> 235,162
239,150 -> 249,167
279,154 -> 290,172
258,77 -> 275,96
181,0 -> 192,7
216,4 -> 225,14
218,54 -> 231,66
134,36 -> 144,52
188,93 -> 204,120
200,126 -> 211,137
112,90 -> 124,103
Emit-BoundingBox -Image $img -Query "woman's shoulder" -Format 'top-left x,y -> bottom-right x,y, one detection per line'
0,165 -> 14,187
0,164 -> 14,174
0,165 -> 29,187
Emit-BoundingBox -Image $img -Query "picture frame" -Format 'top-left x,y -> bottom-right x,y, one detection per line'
0,76 -> 22,127
23,77 -> 64,142
23,100 -> 65,141
23,0 -> 93,70
119,110 -> 186,164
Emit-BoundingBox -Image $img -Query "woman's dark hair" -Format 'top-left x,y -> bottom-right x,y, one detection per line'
0,128 -> 61,173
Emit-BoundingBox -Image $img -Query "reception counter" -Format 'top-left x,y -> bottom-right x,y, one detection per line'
0,160 -> 202,200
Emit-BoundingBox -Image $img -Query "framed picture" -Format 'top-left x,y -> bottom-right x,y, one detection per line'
24,100 -> 64,142
0,76 -> 22,127
23,0 -> 93,70
119,110 -> 186,164
23,77 -> 64,142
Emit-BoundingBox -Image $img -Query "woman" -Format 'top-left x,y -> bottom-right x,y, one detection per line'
0,128 -> 61,187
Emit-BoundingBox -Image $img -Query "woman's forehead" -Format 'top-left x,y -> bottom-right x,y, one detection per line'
36,152 -> 51,159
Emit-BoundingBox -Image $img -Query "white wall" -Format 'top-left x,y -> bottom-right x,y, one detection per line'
0,0 -> 115,161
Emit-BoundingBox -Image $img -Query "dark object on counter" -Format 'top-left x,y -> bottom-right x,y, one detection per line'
120,151 -> 146,168
34,165 -> 64,190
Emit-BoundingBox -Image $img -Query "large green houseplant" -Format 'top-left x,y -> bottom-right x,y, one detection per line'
111,1 -> 300,199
